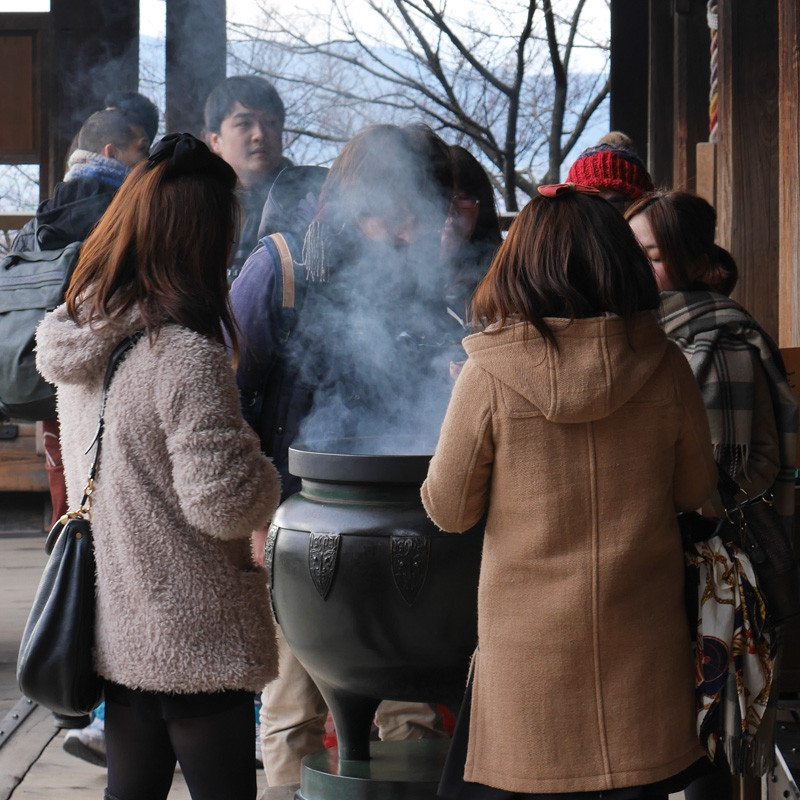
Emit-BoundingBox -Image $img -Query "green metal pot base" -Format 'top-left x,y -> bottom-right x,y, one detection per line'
296,739 -> 450,800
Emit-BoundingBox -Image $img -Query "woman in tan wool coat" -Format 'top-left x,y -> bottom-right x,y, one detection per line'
35,134 -> 281,800
422,184 -> 718,800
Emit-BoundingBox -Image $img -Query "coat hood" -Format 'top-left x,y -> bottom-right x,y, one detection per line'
257,164 -> 328,241
36,303 -> 147,388
463,312 -> 668,424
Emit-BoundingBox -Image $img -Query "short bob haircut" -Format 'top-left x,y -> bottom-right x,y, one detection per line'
624,190 -> 738,296
471,191 -> 660,345
204,75 -> 285,134
65,146 -> 240,360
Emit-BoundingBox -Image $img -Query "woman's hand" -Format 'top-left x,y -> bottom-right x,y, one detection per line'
450,360 -> 465,381
251,526 -> 270,567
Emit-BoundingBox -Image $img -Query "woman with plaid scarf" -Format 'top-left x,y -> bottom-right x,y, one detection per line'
626,191 -> 797,522
627,191 -> 798,798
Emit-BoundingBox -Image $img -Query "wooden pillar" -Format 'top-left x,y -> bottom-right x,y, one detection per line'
778,0 -> 800,349
609,0 -> 649,159
648,0 -> 673,187
716,0 -> 779,340
165,0 -> 226,137
48,0 -> 139,188
672,0 -> 710,192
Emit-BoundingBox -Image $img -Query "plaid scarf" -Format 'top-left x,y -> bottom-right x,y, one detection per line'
659,290 -> 798,522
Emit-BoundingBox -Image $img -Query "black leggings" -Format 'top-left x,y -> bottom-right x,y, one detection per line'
104,690 -> 256,800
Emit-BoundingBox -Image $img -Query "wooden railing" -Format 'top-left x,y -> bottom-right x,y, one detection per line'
0,214 -> 33,256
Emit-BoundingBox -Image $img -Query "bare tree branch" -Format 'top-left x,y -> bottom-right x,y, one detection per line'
229,0 -> 609,209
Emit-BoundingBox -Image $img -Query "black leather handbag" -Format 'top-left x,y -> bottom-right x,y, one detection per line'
17,332 -> 143,720
716,469 -> 800,625
680,466 -> 800,627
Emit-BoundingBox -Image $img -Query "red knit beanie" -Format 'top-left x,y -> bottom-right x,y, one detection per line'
566,144 -> 654,200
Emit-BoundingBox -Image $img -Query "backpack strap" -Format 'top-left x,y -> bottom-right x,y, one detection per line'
271,233 -> 297,309
249,232 -> 309,457
259,232 -> 300,311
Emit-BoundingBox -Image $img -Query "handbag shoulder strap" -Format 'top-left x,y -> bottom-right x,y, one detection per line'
46,330 -> 144,553
81,330 -> 145,498
716,466 -> 739,509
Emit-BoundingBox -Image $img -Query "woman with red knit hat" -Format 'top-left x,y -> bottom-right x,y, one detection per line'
566,132 -> 654,213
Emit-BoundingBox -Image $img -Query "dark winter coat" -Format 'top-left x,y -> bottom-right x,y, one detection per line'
11,176 -> 119,253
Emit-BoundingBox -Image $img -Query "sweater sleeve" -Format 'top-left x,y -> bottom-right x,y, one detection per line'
669,344 -> 718,511
156,330 -> 281,539
421,359 -> 494,532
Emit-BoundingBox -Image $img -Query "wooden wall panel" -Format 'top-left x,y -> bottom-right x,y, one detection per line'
0,14 -> 49,197
0,35 -> 37,160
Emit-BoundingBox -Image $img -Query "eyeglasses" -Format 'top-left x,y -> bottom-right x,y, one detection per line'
450,195 -> 480,210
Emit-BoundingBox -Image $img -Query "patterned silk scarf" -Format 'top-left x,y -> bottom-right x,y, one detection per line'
686,534 -> 773,775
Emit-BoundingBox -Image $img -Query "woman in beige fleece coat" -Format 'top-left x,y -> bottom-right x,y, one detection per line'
35,134 -> 281,800
422,184 -> 718,800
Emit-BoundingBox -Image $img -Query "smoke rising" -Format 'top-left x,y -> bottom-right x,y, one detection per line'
289,128 -> 466,456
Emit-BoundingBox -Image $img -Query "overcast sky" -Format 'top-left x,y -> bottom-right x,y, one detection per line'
0,0 -> 609,74
0,0 -> 609,69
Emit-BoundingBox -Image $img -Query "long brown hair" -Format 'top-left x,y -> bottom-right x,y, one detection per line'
624,190 -> 738,295
65,144 -> 240,359
471,191 -> 660,345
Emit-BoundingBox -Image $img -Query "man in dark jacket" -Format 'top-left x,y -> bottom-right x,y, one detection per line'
12,108 -> 149,254
10,107 -> 149,526
204,75 -> 293,283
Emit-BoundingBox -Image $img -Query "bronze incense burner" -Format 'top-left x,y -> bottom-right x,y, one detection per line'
266,438 -> 482,763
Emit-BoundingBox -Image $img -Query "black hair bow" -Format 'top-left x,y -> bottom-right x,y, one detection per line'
147,132 -> 235,186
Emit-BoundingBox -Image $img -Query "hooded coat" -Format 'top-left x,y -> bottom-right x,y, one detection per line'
35,304 -> 281,694
421,313 -> 717,794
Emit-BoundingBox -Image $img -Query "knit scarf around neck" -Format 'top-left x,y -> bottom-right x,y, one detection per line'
64,149 -> 129,189
659,290 -> 797,519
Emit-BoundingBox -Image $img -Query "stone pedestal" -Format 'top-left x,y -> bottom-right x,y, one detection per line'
296,740 -> 449,800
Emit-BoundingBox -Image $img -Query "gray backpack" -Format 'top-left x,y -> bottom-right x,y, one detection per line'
0,241 -> 82,420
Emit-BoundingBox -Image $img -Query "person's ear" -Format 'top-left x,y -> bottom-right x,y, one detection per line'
101,143 -> 116,160
208,131 -> 223,155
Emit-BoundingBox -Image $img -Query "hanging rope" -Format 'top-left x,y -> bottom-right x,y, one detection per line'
707,0 -> 719,143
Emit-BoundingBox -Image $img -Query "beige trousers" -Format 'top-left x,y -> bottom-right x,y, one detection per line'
260,626 -> 447,786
